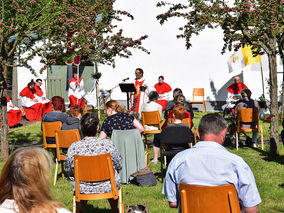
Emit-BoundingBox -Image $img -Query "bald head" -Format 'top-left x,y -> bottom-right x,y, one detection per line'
234,77 -> 240,84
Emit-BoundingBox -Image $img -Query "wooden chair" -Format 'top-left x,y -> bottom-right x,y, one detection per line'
141,111 -> 162,149
42,121 -> 62,149
179,183 -> 241,213
236,108 -> 264,151
54,129 -> 81,185
190,88 -> 206,112
73,153 -> 124,213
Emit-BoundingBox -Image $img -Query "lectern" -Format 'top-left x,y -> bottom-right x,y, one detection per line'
119,83 -> 136,110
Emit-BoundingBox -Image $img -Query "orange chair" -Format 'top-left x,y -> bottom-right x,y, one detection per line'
73,153 -> 124,213
236,108 -> 264,151
190,88 -> 206,112
141,111 -> 162,149
42,121 -> 62,149
179,183 -> 241,213
54,129 -> 81,185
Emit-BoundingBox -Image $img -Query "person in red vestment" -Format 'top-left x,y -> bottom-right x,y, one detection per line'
34,79 -> 52,116
130,68 -> 149,116
226,76 -> 248,111
68,73 -> 85,109
6,95 -> 22,127
154,76 -> 172,111
19,81 -> 44,121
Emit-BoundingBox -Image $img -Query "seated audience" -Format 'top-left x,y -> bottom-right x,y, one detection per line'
100,100 -> 144,139
42,96 -> 69,123
162,94 -> 193,129
234,88 -> 259,147
140,91 -> 163,130
0,147 -> 71,213
7,95 -> 22,128
163,113 -> 261,212
65,113 -> 122,213
164,88 -> 194,119
152,104 -> 193,164
61,104 -> 83,139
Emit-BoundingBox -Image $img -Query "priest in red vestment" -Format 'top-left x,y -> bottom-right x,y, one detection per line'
34,78 -> 52,115
68,72 -> 85,109
20,81 -> 44,121
7,95 -> 22,127
154,76 -> 172,111
131,68 -> 149,115
226,76 -> 248,109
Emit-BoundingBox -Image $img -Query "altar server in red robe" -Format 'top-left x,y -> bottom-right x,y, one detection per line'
19,81 -> 43,121
34,78 -> 52,115
7,95 -> 22,127
154,76 -> 172,110
225,76 -> 248,110
68,72 -> 85,109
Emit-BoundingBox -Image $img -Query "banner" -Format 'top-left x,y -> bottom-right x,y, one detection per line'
227,50 -> 245,73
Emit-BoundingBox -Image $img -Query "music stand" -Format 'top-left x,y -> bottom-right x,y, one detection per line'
119,83 -> 136,110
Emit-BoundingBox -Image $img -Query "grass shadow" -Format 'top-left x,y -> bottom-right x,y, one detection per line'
84,204 -> 112,213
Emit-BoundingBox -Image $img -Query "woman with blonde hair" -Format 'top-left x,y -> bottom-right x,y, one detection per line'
100,100 -> 144,139
0,147 -> 71,213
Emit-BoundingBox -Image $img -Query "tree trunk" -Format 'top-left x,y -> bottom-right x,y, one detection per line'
0,63 -> 9,160
268,53 -> 279,156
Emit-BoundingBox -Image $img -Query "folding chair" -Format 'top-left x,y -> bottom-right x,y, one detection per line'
54,129 -> 81,185
179,183 -> 241,213
73,153 -> 124,213
141,111 -> 162,149
236,108 -> 264,150
42,121 -> 62,149
190,88 -> 206,112
159,126 -> 193,182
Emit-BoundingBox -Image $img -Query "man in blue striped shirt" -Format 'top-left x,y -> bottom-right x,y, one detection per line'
163,113 -> 261,213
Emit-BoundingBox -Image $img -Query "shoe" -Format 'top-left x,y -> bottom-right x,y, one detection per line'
252,142 -> 257,148
151,159 -> 158,164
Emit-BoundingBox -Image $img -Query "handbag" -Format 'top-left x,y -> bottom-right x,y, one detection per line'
131,167 -> 157,187
126,204 -> 149,213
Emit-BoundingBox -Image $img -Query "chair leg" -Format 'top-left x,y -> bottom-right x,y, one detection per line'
236,132 -> 239,151
144,134 -> 148,149
73,196 -> 76,213
261,127 -> 264,150
61,161 -> 65,179
118,188 -> 124,213
53,160 -> 58,186
145,151 -> 150,167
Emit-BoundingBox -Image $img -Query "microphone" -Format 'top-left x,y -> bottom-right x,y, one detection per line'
122,77 -> 129,82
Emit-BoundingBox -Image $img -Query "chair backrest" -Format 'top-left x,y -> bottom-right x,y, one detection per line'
236,108 -> 260,131
160,125 -> 193,145
192,88 -> 204,101
42,121 -> 62,148
74,153 -> 119,199
179,183 -> 241,213
55,129 -> 81,160
142,111 -> 161,125
169,118 -> 193,129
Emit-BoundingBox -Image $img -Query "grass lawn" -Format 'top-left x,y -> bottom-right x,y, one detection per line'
1,111 -> 284,212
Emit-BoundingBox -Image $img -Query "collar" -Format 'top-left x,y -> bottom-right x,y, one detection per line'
135,77 -> 145,82
1,199 -> 18,210
193,141 -> 227,151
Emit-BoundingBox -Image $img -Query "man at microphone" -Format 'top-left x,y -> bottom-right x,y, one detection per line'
131,68 -> 149,116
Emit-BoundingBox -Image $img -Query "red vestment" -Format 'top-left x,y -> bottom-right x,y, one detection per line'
154,82 -> 172,110
7,96 -> 22,127
133,80 -> 145,114
34,85 -> 44,97
68,78 -> 84,109
20,87 -> 43,121
226,82 -> 248,94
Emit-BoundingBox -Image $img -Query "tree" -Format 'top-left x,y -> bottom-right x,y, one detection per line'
157,0 -> 283,156
0,0 -> 148,159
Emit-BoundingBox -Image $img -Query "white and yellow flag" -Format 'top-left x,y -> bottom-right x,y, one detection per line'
227,49 -> 245,73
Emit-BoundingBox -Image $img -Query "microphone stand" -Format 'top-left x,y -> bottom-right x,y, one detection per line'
108,78 -> 128,99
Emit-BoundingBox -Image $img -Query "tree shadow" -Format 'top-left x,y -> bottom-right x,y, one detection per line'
251,145 -> 284,165
209,73 -> 244,111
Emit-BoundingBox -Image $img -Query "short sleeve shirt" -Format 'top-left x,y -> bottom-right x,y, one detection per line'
101,112 -> 135,137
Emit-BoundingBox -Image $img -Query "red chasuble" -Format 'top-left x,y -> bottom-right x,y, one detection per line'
226,82 -> 248,94
154,82 -> 172,110
133,80 -> 145,113
34,85 -> 44,97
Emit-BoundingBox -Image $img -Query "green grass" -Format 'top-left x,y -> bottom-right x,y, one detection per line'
1,112 -> 284,212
